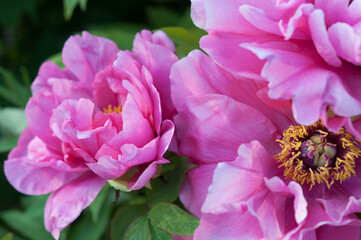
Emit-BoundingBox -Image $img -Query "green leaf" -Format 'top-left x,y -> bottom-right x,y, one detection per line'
146,7 -> 181,28
47,52 -> 65,69
88,23 -> 145,50
111,205 -> 147,240
0,195 -> 53,240
0,233 -> 13,240
67,206 -> 111,240
160,27 -> 200,49
146,156 -> 195,207
149,202 -> 199,235
0,108 -> 27,153
0,108 -> 27,136
89,184 -> 110,223
124,216 -> 151,240
79,0 -> 87,11
149,222 -> 173,240
0,68 -> 31,107
0,136 -> 19,153
63,0 -> 88,20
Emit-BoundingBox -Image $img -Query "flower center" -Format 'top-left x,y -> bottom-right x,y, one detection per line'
102,104 -> 122,114
275,121 -> 361,189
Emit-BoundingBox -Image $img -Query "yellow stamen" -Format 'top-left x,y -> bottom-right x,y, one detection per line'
102,104 -> 122,114
275,121 -> 361,190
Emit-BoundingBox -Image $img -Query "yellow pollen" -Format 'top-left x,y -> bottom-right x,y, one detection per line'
275,121 -> 361,190
102,104 -> 122,114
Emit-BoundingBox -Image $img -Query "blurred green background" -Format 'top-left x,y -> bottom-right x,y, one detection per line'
0,0 -> 203,239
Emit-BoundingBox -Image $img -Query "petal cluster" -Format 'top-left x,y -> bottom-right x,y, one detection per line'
172,50 -> 361,239
5,30 -> 177,238
191,0 -> 361,137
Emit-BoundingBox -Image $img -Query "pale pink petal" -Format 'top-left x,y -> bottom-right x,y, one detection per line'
4,156 -> 82,195
328,22 -> 361,65
239,5 -> 281,36
308,9 -> 341,67
62,31 -> 118,84
179,164 -> 217,218
128,159 -> 169,190
175,94 -> 279,164
132,30 -> 178,119
25,93 -> 61,150
156,120 -> 174,158
200,33 -> 268,77
170,50 -> 293,136
194,212 -> 263,240
44,172 -> 105,239
31,61 -> 69,94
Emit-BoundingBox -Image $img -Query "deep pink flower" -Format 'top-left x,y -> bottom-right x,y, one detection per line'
191,0 -> 361,138
171,50 -> 361,239
5,30 -> 177,238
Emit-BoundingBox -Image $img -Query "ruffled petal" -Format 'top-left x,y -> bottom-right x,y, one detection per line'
175,94 -> 279,164
62,31 -> 118,85
44,172 -> 105,239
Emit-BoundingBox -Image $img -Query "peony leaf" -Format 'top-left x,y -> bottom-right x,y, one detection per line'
63,0 -> 88,20
148,202 -> 199,235
88,184 -> 110,223
47,52 -> 65,69
0,196 -> 53,240
0,136 -> 19,153
160,27 -> 200,49
146,7 -> 181,28
67,207 -> 110,240
0,108 -> 27,136
149,221 -> 173,240
110,205 -> 147,240
145,155 -> 195,207
0,67 -> 31,107
124,216 -> 151,240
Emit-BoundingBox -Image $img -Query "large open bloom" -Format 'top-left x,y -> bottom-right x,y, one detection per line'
191,0 -> 361,138
171,50 -> 361,239
5,30 -> 176,239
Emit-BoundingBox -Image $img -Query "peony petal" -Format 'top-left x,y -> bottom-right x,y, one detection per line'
62,31 -> 118,84
4,156 -> 82,195
133,30 -> 178,119
328,22 -> 361,65
44,172 -> 105,239
194,211 -> 263,240
179,164 -> 217,218
127,159 -> 169,190
175,94 -> 279,164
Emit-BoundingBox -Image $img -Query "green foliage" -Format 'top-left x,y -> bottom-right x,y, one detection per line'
146,156 -> 195,207
0,107 -> 27,153
89,184 -> 110,223
111,205 -> 148,240
124,216 -> 152,240
89,23 -> 145,50
0,0 -> 36,27
0,195 -> 53,240
0,68 -> 31,108
67,208 -> 111,240
160,27 -> 206,58
63,0 -> 88,20
148,202 -> 199,236
47,53 -> 65,69
149,222 -> 173,240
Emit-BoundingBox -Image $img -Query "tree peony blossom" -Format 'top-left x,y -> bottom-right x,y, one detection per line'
171,50 -> 361,239
191,0 -> 361,138
5,30 -> 177,239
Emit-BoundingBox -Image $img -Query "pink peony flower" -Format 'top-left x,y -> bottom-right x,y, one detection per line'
5,30 -> 177,239
191,0 -> 361,138
171,50 -> 361,239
